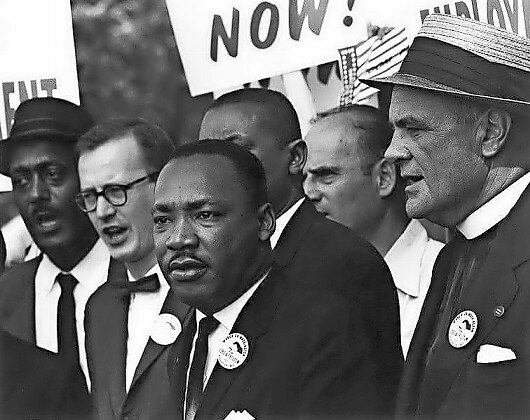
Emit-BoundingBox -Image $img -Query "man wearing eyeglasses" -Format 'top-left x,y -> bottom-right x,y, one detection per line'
77,118 -> 189,419
0,97 -> 109,419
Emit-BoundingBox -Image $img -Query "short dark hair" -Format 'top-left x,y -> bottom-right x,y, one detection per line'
208,88 -> 302,147
170,139 -> 268,209
313,105 -> 393,174
76,118 -> 175,172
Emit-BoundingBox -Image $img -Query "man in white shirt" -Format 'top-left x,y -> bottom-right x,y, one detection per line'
303,105 -> 444,357
153,139 -> 379,419
363,14 -> 530,417
76,118 -> 189,419
198,88 -> 402,415
0,97 -> 107,419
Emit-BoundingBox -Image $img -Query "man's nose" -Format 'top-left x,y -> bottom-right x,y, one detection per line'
384,135 -> 412,165
303,175 -> 322,202
94,194 -> 116,220
28,174 -> 51,203
165,216 -> 199,250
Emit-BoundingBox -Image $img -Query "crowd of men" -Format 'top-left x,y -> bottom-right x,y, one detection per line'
0,13 -> 529,419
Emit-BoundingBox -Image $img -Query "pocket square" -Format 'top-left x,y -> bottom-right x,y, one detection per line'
224,410 -> 255,420
476,344 -> 516,363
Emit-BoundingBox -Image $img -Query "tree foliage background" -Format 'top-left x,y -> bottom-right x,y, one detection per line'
72,0 -> 211,145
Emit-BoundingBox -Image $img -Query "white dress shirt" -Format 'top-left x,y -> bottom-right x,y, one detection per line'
384,220 -> 444,357
457,172 -> 530,239
125,263 -> 170,391
269,197 -> 305,249
35,238 -> 110,389
185,269 -> 269,409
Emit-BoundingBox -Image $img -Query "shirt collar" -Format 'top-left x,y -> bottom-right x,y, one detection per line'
39,238 -> 110,293
196,268 -> 270,331
384,220 -> 427,298
270,197 -> 305,249
457,172 -> 530,239
126,263 -> 169,290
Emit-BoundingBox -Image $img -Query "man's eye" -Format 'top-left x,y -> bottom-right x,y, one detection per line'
196,211 -> 219,221
45,166 -> 63,182
153,215 -> 171,226
12,175 -> 30,189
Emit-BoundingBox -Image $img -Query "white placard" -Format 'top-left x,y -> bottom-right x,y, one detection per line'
0,0 -> 80,139
165,0 -> 368,96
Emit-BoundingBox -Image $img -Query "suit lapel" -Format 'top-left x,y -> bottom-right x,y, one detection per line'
96,259 -> 129,416
198,271 -> 284,418
128,288 -> 189,391
274,198 -> 316,268
418,190 -> 530,413
168,308 -> 197,418
2,256 -> 42,344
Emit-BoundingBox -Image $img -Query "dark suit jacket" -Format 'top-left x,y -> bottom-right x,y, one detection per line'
273,198 -> 403,414
398,186 -> 530,418
168,269 -> 379,420
85,268 -> 190,420
0,255 -> 95,419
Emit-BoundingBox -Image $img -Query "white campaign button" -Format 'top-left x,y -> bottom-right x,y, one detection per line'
218,333 -> 249,369
150,313 -> 181,345
448,310 -> 478,348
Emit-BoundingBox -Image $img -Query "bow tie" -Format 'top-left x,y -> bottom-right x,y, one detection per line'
114,273 -> 161,295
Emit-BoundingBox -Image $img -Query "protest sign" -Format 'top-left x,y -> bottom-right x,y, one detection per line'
0,0 -> 80,139
362,0 -> 530,38
165,0 -> 369,96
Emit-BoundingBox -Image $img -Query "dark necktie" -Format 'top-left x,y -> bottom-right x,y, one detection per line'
56,273 -> 80,363
56,272 -> 90,410
113,273 -> 161,296
185,316 -> 219,420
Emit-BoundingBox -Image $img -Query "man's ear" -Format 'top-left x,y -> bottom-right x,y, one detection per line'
287,139 -> 307,175
478,108 -> 512,158
373,158 -> 397,198
257,202 -> 276,241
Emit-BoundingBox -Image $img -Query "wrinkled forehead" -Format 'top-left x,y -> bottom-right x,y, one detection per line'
155,155 -> 250,208
8,138 -> 75,172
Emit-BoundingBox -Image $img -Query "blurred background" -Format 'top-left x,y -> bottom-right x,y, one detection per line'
72,0 -> 212,146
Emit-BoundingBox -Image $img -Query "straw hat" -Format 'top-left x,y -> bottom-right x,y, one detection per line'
361,14 -> 530,107
0,97 -> 94,175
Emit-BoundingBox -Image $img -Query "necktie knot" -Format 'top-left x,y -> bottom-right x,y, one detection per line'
198,316 -> 219,337
56,273 -> 78,295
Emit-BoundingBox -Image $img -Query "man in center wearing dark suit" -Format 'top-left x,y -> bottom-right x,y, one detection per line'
77,119 -> 189,419
153,140 -> 379,419
199,88 -> 403,414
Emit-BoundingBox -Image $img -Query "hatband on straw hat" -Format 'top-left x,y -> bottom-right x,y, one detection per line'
361,14 -> 530,107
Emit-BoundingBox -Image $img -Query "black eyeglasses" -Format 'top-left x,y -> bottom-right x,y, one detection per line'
75,172 -> 158,213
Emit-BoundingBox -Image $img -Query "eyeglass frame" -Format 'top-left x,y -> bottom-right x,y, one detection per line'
75,172 -> 159,213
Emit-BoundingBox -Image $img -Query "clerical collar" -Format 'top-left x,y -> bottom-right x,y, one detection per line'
457,172 -> 530,239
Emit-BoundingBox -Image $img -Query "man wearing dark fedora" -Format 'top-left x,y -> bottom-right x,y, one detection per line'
0,97 -> 112,418
363,14 -> 530,417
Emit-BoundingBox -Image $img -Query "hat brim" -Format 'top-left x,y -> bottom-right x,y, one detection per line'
360,73 -> 530,108
0,130 -> 76,176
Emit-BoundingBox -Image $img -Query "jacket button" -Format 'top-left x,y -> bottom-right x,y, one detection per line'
493,305 -> 505,318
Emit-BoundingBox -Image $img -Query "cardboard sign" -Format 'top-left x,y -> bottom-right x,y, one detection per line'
364,0 -> 530,38
0,0 -> 80,139
166,0 -> 368,96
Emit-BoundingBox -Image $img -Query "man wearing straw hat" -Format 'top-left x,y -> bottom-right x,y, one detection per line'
363,14 -> 530,418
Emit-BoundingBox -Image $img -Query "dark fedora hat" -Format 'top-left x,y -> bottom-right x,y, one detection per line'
0,97 -> 94,175
361,14 -> 530,108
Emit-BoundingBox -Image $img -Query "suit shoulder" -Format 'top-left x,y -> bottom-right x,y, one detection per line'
0,258 -> 39,295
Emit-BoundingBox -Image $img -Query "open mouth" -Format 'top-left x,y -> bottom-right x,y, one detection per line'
403,175 -> 424,188
168,257 -> 207,282
102,225 -> 128,244
33,210 -> 59,232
